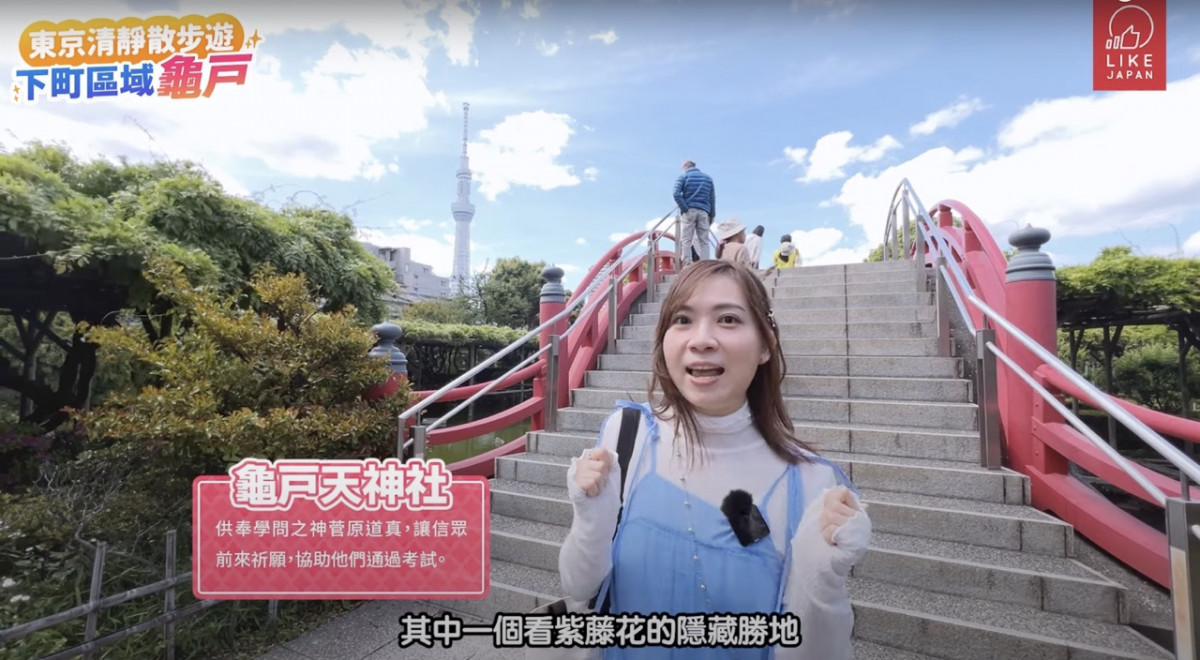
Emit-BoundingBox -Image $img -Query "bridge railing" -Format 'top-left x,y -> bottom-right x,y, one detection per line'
881,179 -> 1200,655
394,208 -> 680,476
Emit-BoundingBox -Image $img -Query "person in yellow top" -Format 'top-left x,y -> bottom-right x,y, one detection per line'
771,234 -> 800,269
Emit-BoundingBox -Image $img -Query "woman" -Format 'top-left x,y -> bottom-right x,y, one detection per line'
714,218 -> 755,270
558,260 -> 871,659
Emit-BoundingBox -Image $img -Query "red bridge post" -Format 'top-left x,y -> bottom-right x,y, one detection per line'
1002,226 -> 1063,492
533,266 -> 567,430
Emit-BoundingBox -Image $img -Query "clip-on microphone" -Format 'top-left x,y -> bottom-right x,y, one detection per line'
720,489 -> 771,547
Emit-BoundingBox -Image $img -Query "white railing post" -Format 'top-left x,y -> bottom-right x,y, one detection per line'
544,335 -> 561,432
935,258 -> 952,357
1167,498 -> 1200,658
607,276 -> 619,355
976,326 -> 1002,469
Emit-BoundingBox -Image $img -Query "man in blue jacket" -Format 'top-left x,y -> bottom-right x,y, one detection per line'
673,160 -> 715,265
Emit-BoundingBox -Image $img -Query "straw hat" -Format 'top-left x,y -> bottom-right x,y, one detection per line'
715,218 -> 746,241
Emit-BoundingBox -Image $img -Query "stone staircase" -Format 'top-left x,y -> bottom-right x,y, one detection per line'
445,260 -> 1172,659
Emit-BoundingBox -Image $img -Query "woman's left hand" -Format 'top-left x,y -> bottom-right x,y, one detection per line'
819,486 -> 860,546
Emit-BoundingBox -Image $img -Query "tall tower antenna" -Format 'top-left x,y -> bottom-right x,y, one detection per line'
450,102 -> 474,291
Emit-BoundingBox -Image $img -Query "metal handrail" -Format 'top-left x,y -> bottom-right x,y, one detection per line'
419,249 -> 650,437
985,341 -> 1167,505
968,294 -> 1200,487
396,256 -> 621,427
886,181 -> 979,336
885,178 -> 1200,495
397,212 -> 682,452
562,252 -> 648,342
425,343 -> 553,433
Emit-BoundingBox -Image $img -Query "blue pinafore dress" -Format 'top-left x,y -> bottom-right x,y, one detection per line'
595,405 -> 806,660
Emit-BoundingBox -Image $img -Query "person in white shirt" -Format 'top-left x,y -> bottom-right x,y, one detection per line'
559,260 -> 871,659
745,225 -> 765,268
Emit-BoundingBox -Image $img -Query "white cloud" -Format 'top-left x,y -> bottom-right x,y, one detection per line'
789,227 -> 844,259
589,30 -> 619,45
804,246 -> 872,265
470,111 -> 581,200
537,40 -> 560,56
910,97 -> 986,136
583,166 -> 599,181
394,217 -> 434,232
609,232 -> 632,243
792,131 -> 902,182
355,227 -> 455,277
783,146 -> 809,166
520,0 -> 543,19
829,73 -> 1200,246
0,3 -> 471,188
559,264 -> 581,273
575,237 -> 588,245
782,227 -> 872,265
1184,230 -> 1200,257
438,1 -> 480,66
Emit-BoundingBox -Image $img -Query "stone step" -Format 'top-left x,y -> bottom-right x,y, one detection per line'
489,479 -> 1073,557
628,305 -> 938,326
779,260 -> 925,278
555,405 -> 979,440
858,488 -> 1073,557
428,557 -> 559,622
596,353 -> 961,378
662,262 -> 925,286
639,292 -> 934,314
497,449 -> 1013,505
787,421 -> 980,463
563,391 -> 978,432
583,371 -> 970,402
613,336 -> 942,357
850,579 -> 1171,659
487,515 -> 1127,625
654,277 -> 927,299
527,421 -> 981,464
771,279 -> 927,298
620,320 -> 937,340
862,532 -> 1127,624
823,451 -> 1024,505
851,639 -> 941,660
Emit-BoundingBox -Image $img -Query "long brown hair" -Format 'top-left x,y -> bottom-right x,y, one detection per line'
647,260 -> 814,464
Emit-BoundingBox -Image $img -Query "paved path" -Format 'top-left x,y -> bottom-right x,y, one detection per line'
257,601 -> 525,660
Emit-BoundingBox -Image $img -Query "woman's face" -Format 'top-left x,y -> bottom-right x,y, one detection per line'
662,274 -> 770,417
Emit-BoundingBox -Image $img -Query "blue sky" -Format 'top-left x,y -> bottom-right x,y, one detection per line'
3,0 -> 1199,290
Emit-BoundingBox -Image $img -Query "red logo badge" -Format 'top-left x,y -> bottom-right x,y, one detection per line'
1094,0 -> 1167,91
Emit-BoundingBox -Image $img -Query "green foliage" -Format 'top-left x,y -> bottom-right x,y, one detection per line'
398,319 -> 528,348
1058,246 -> 1200,313
1060,324 -> 1200,416
0,142 -> 396,323
0,264 -> 409,659
477,257 -> 546,329
402,296 -> 478,325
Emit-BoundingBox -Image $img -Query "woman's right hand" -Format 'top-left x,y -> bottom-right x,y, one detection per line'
572,448 -> 614,497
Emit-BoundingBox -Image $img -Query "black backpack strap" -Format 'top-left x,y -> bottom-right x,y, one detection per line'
588,405 -> 641,612
613,406 -> 639,503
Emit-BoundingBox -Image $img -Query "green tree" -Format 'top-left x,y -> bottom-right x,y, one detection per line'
0,262 -> 408,658
478,257 -> 547,329
402,296 -> 478,325
0,142 -> 396,431
1056,247 -> 1200,414
1057,246 -> 1200,313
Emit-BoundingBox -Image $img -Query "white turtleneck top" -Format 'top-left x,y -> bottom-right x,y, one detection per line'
558,402 -> 871,660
